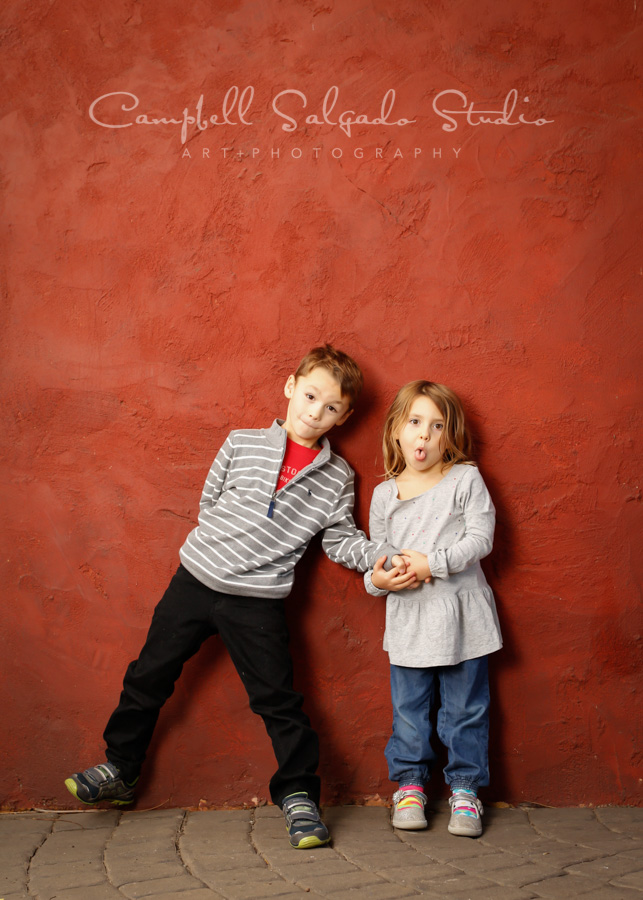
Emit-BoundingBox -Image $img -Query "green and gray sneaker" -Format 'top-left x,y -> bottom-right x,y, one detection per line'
65,762 -> 138,806
282,792 -> 330,849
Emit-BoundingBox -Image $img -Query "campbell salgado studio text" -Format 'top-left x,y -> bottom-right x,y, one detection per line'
88,86 -> 554,145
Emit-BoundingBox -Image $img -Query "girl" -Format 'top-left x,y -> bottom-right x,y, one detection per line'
365,381 -> 502,837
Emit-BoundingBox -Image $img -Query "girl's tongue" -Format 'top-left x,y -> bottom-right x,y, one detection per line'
415,447 -> 426,461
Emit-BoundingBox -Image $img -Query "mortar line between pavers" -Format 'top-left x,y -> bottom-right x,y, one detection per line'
249,809 -> 297,878
331,838 -> 427,897
103,808 -> 125,894
518,806 -> 562,843
524,809 -> 572,844
25,812 -> 58,898
249,808 -> 290,873
589,805 -> 616,839
524,808 -> 624,860
395,821 -> 483,868
174,809 -> 192,873
176,808 -> 227,896
249,809 -> 333,898
589,805 -> 623,842
248,807 -> 259,856
475,818 -> 614,866
593,807 -> 620,835
594,806 -> 642,838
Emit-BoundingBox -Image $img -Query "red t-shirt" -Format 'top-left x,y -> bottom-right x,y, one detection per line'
278,438 -> 320,490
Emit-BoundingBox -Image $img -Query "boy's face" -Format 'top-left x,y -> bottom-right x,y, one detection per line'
283,366 -> 352,448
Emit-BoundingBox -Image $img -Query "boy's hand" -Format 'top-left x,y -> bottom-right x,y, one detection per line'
371,556 -> 420,592
391,553 -> 407,572
400,549 -> 432,583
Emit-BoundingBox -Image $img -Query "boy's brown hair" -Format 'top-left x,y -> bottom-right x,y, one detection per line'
295,344 -> 364,409
383,380 -> 475,479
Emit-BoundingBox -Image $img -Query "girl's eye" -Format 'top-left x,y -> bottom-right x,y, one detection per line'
434,423 -> 444,431
409,418 -> 419,425
306,394 -> 315,401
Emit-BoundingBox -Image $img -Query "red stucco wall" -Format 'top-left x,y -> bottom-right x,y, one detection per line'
1,0 -> 641,810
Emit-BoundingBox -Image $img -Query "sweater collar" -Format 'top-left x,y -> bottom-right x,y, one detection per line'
267,419 -> 331,464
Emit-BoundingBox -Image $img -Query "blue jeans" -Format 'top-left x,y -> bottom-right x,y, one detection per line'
385,656 -> 490,793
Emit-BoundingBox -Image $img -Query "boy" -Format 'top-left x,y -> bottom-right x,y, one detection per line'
65,345 -> 412,849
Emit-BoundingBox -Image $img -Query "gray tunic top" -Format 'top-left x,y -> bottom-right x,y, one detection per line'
364,464 -> 502,667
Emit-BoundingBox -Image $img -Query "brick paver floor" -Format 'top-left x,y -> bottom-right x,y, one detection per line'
1,803 -> 642,899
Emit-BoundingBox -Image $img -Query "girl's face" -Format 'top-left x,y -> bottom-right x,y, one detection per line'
396,395 -> 445,475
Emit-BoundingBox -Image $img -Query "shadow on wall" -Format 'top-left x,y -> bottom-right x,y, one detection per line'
483,456 -> 525,803
124,456 -> 520,809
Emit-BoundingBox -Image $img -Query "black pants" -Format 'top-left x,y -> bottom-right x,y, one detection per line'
103,564 -> 320,807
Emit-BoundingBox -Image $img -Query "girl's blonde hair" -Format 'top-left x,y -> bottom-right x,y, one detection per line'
382,381 -> 475,479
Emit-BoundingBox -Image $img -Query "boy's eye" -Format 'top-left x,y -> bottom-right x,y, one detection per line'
327,406 -> 337,414
306,394 -> 315,401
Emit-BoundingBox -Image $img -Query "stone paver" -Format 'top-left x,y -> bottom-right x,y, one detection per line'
528,807 -> 643,853
0,803 -> 640,898
595,807 -> 643,839
0,812 -> 56,900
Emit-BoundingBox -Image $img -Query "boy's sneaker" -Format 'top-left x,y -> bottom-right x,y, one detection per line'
391,788 -> 428,830
282,792 -> 330,849
64,762 -> 138,806
448,789 -> 483,837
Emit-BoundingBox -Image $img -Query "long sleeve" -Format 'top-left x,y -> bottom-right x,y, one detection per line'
372,465 -> 502,668
427,467 -> 495,580
181,421 -> 401,599
322,472 -> 397,573
198,435 -> 234,511
363,483 -> 391,597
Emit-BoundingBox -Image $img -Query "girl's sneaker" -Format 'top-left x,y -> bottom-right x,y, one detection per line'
64,762 -> 138,806
448,790 -> 483,837
282,793 -> 330,849
391,788 -> 428,830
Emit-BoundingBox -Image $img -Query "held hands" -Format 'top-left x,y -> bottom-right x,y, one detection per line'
371,556 -> 421,592
391,553 -> 407,572
400,549 -> 432,583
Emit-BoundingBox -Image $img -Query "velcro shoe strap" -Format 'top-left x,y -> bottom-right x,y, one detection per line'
451,793 -> 483,818
91,764 -> 119,785
290,809 -> 319,823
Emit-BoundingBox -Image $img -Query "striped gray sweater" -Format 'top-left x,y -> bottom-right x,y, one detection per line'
179,419 -> 397,598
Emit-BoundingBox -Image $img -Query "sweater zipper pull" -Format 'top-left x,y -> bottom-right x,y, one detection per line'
267,492 -> 276,518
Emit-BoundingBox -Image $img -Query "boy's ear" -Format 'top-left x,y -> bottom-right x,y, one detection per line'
284,374 -> 296,398
336,407 -> 353,427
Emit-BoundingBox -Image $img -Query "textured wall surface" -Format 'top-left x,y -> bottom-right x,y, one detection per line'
1,0 -> 641,810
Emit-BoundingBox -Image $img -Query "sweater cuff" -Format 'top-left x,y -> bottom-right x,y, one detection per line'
427,549 -> 449,580
373,542 -> 400,571
364,570 -> 389,597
